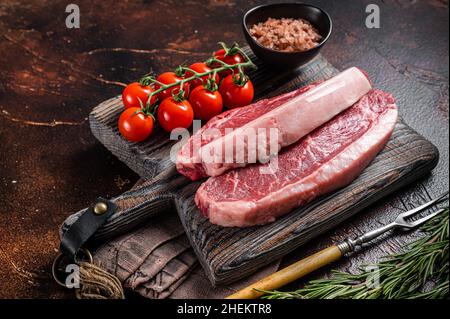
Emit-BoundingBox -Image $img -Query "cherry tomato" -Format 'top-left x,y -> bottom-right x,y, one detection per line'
188,86 -> 223,122
118,107 -> 154,142
122,82 -> 156,109
157,98 -> 194,132
219,75 -> 254,109
213,48 -> 245,77
154,72 -> 189,102
185,62 -> 220,89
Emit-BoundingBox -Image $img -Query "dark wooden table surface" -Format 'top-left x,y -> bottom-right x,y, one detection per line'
0,0 -> 448,298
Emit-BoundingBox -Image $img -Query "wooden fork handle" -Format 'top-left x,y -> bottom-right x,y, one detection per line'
226,245 -> 343,299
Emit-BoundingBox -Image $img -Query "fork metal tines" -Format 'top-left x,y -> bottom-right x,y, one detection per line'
338,191 -> 449,254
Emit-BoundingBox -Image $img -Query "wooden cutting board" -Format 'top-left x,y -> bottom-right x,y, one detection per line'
85,49 -> 439,285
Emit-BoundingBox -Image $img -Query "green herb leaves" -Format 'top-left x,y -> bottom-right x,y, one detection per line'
263,207 -> 449,299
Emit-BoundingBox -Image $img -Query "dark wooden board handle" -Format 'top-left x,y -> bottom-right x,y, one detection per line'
61,50 -> 440,286
62,53 -> 341,249
61,167 -> 188,243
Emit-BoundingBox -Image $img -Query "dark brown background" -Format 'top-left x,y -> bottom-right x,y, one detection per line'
0,0 -> 448,298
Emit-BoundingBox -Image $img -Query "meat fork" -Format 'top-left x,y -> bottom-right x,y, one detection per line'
227,191 -> 449,299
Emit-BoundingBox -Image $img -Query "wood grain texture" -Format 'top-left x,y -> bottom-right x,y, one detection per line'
89,50 -> 336,179
76,50 -> 439,285
176,119 -> 438,284
0,0 -> 447,299
62,167 -> 189,243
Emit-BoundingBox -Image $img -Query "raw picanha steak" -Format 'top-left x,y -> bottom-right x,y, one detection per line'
195,89 -> 398,227
177,84 -> 316,180
177,67 -> 372,180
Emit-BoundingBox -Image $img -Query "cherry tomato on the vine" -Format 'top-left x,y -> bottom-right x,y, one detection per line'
157,98 -> 194,132
219,75 -> 254,109
118,107 -> 154,142
122,82 -> 156,109
185,62 -> 220,89
188,86 -> 223,122
155,72 -> 190,102
213,48 -> 245,78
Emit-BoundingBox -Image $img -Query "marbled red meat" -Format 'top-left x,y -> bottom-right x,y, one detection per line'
195,89 -> 398,227
176,67 -> 372,180
176,84 -> 316,180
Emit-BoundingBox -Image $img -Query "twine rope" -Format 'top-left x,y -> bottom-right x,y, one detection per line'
76,261 -> 125,299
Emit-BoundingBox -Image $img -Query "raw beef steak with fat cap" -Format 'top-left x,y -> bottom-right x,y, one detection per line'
195,89 -> 398,227
177,67 -> 372,180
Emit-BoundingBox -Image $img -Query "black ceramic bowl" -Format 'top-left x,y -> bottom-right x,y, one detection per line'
243,3 -> 332,69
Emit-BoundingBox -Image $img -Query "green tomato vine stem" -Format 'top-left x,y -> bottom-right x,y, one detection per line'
139,48 -> 256,114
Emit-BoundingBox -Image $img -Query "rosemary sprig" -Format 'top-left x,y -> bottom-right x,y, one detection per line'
262,207 -> 449,299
